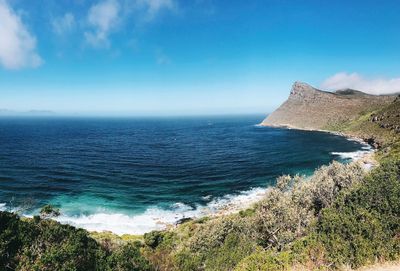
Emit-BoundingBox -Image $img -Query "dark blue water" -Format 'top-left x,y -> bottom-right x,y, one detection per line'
0,115 -> 366,234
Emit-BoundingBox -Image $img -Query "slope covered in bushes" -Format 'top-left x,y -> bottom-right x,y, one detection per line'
142,160 -> 399,270
0,212 -> 152,271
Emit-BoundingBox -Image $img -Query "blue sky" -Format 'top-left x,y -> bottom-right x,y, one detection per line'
0,0 -> 400,115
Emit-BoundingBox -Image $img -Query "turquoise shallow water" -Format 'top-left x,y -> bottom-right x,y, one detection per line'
0,115 -> 368,234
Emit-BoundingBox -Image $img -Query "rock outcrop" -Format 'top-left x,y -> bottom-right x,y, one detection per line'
369,97 -> 400,134
261,82 -> 395,130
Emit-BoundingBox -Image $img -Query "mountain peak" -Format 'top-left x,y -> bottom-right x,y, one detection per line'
261,81 -> 395,129
289,82 -> 326,101
292,81 -> 314,90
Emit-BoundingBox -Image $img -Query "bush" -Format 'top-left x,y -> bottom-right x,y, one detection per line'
107,242 -> 153,271
203,233 -> 257,271
185,215 -> 252,253
0,212 -> 35,269
290,236 -> 329,270
164,161 -> 367,270
174,233 -> 257,271
252,161 -> 364,250
144,231 -> 165,249
234,250 -> 292,271
18,220 -> 108,271
39,204 -> 60,219
0,211 -> 152,271
313,159 -> 400,268
142,230 -> 178,270
144,230 -> 176,249
173,250 -> 203,271
170,215 -> 257,271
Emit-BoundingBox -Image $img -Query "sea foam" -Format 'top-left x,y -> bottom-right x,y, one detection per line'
331,150 -> 371,160
53,187 -> 267,235
331,139 -> 373,161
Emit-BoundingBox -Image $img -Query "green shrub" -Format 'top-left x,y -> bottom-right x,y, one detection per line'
142,230 -> 178,270
39,204 -> 60,219
107,242 -> 153,271
0,211 -> 152,271
167,161 -> 367,270
234,250 -> 292,271
17,224 -> 102,271
194,216 -> 210,224
314,159 -> 400,268
203,233 -> 257,271
0,212 -> 35,269
144,231 -> 164,249
174,233 -> 257,271
289,235 -> 329,270
185,215 -> 252,253
174,250 -> 203,271
252,161 -> 364,250
239,208 -> 256,218
144,230 -> 175,249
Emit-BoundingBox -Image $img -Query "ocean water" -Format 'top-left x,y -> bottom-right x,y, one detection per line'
0,115 -> 370,234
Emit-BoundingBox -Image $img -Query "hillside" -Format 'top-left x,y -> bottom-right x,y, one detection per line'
324,96 -> 400,152
261,82 -> 395,131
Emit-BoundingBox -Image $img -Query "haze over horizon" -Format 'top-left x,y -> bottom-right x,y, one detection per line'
1,0 -> 400,116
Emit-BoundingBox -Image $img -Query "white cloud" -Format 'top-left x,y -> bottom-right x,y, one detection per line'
0,0 -> 42,69
85,0 -> 120,48
321,72 -> 400,95
52,13 -> 75,35
137,0 -> 176,21
82,0 -> 176,49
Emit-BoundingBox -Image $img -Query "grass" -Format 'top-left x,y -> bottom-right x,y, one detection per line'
89,231 -> 144,247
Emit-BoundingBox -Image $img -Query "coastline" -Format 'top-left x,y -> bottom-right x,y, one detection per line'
82,125 -> 377,236
259,123 -> 363,143
259,123 -> 378,169
205,125 -> 377,219
2,124 -> 374,237
80,125 -> 378,236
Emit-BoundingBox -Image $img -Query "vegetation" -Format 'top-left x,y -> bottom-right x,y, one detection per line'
324,97 -> 400,150
39,204 -> 60,219
0,207 -> 152,271
316,159 -> 400,267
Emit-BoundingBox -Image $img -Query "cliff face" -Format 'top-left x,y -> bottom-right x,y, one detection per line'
261,82 -> 395,130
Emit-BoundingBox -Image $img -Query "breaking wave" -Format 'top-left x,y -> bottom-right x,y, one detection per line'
331,139 -> 373,161
53,187 -> 267,235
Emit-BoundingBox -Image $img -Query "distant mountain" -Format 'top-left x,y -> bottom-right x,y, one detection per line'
334,88 -> 369,96
0,109 -> 55,116
261,82 -> 395,130
26,110 -> 55,115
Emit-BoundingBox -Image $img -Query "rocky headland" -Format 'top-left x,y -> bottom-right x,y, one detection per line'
261,82 -> 395,131
261,82 -> 400,151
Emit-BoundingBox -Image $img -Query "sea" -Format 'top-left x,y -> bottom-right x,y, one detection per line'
0,115 -> 371,234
